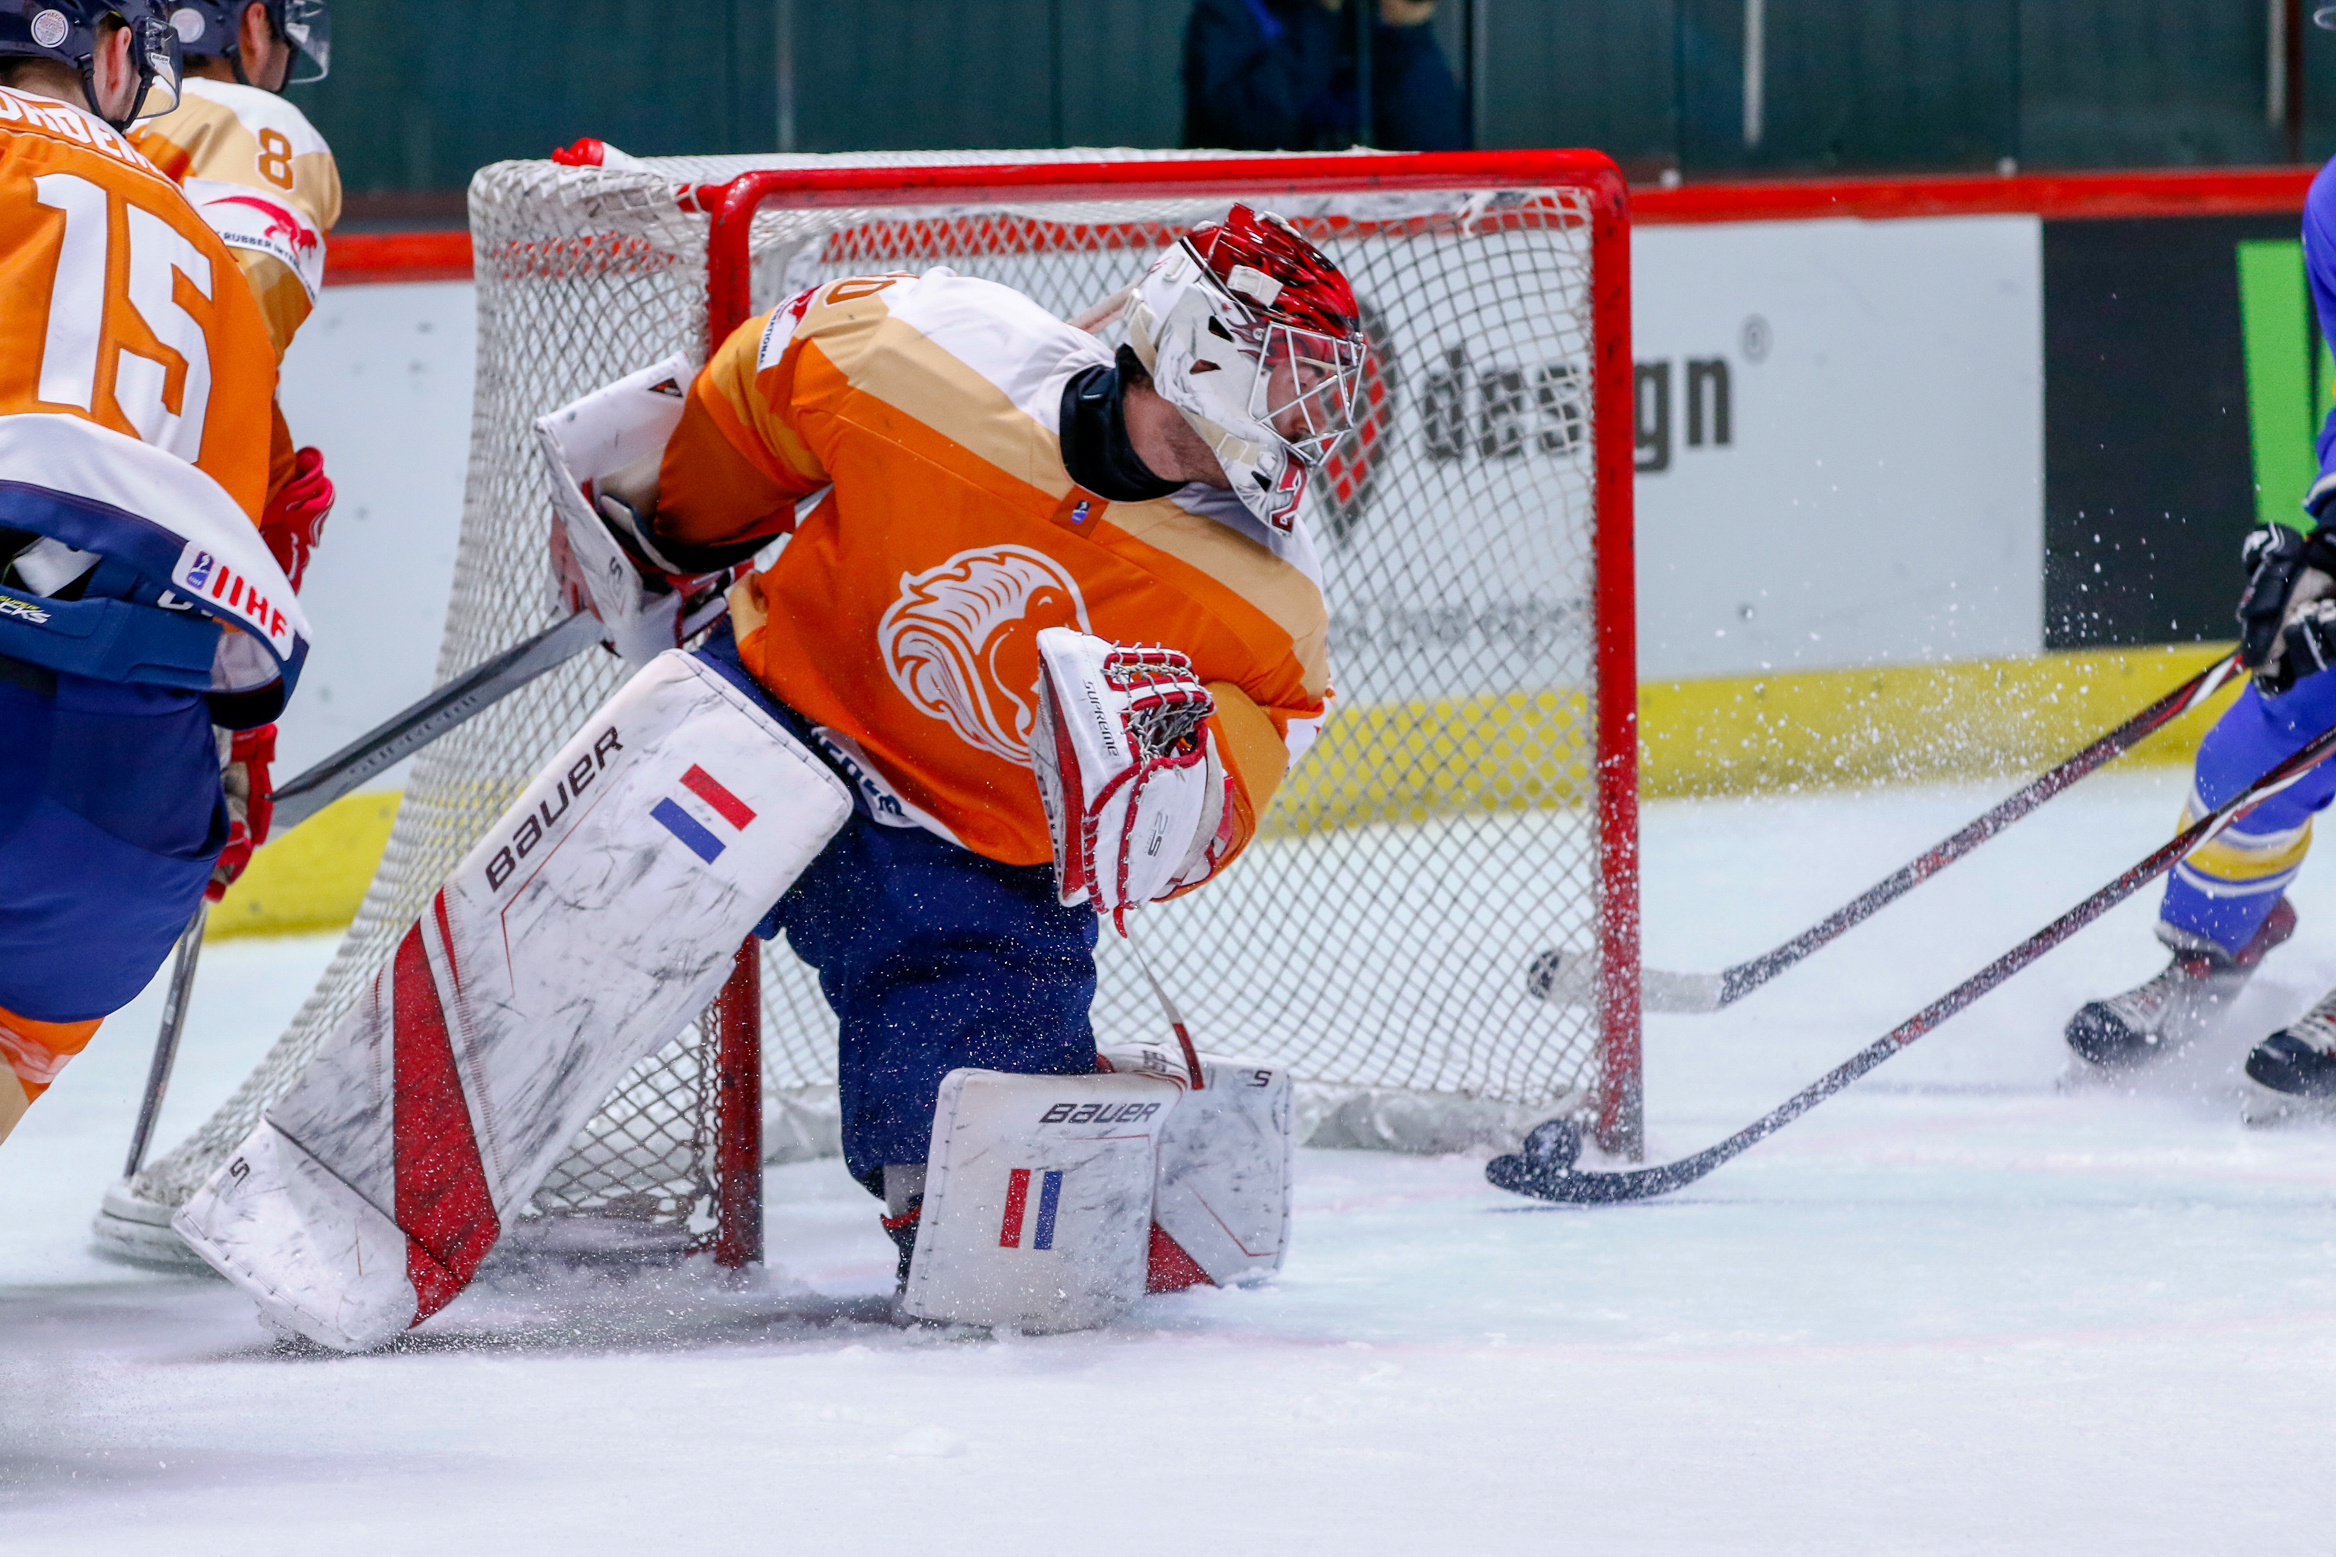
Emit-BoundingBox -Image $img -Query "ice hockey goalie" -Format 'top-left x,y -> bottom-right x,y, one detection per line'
176,204 -> 1366,1346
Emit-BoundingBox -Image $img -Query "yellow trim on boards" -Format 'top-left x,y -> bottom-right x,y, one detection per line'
207,790 -> 402,941
207,643 -> 2245,938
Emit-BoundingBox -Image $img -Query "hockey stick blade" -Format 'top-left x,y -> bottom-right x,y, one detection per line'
268,611 -> 600,834
1525,653 -> 2242,1017
1527,949 -> 1726,1014
1491,698 -> 2336,1206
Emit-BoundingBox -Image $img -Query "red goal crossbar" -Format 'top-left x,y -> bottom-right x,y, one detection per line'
694,152 -> 1642,1263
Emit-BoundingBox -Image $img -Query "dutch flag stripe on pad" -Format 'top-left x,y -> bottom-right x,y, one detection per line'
1000,1168 -> 1031,1248
680,764 -> 757,829
651,798 -> 725,863
1031,1170 -> 1064,1251
651,765 -> 757,863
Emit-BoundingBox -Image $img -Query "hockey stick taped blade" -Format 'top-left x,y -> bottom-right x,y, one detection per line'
1525,949 -> 1723,1015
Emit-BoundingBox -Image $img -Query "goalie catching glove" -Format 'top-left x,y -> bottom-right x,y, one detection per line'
1031,626 -> 1236,927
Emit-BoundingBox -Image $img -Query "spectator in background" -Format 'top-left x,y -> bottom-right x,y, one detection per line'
1184,0 -> 1468,152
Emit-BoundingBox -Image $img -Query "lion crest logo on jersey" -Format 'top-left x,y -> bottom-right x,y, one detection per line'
879,545 -> 1092,763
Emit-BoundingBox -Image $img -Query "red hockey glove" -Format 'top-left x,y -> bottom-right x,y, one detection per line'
1031,628 -> 1235,930
206,723 -> 278,902
260,446 -> 334,594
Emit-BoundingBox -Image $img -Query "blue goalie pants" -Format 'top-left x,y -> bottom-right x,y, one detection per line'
694,632 -> 1101,1194
0,662 -> 225,1024
2161,669 -> 2336,953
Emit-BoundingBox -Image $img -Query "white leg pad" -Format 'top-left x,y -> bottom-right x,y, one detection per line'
175,651 -> 851,1351
901,1069 -> 1181,1333
173,1120 -> 416,1351
1103,1046 -> 1294,1287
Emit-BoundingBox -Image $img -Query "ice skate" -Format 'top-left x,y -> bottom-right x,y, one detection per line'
2063,898 -> 2296,1071
2243,985 -> 2336,1122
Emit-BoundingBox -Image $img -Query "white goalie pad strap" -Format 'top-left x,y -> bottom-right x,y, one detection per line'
1031,626 -> 1229,920
901,1069 -> 1182,1333
534,355 -> 695,666
175,651 -> 852,1352
1102,1046 -> 1294,1287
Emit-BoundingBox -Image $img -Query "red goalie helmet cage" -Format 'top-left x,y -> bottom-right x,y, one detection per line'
101,148 -> 1638,1274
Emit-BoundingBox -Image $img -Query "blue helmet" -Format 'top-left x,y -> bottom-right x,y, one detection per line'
161,0 -> 323,86
0,1 -> 182,129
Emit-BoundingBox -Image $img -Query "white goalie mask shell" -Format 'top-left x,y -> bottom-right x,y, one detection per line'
1123,209 -> 1367,534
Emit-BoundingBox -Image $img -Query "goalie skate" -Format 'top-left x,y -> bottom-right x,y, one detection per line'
2063,898 -> 2296,1072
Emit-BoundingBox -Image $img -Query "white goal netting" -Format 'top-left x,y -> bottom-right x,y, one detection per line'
106,149 -> 1622,1261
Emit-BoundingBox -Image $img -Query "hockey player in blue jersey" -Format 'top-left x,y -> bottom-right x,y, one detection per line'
2066,128 -> 2336,1106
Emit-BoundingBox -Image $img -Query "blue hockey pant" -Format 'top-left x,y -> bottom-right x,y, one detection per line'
0,663 -> 222,1060
2161,669 -> 2336,953
693,631 -> 1100,1196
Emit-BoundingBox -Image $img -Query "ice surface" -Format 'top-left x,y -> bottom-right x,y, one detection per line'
10,770 -> 2336,1553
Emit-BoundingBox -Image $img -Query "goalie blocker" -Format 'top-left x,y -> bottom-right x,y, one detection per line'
173,652 -> 852,1351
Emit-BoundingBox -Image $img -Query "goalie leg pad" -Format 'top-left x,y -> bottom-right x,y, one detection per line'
174,651 -> 852,1352
1103,1047 -> 1294,1289
901,1069 -> 1181,1333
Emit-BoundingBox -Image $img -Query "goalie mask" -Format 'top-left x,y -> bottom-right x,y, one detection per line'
1125,204 -> 1367,534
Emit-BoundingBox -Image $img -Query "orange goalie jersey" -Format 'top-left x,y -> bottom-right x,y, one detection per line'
657,269 -> 1332,874
0,84 -> 276,519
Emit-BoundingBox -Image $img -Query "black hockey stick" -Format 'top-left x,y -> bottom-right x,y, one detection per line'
267,610 -> 599,832
123,902 -> 205,1179
1526,652 -> 2244,1015
124,611 -> 599,1180
1488,700 -> 2336,1206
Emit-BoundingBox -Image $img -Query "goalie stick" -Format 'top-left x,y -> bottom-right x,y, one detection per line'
123,610 -> 600,1180
1528,652 -> 2244,1015
1490,700 -> 2336,1206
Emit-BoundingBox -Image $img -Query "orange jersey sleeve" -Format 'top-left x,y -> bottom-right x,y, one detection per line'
673,270 -> 1330,874
0,86 -> 277,521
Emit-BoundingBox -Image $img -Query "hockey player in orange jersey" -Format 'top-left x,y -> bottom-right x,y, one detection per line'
0,0 -> 307,1149
175,206 -> 1359,1347
130,0 -> 335,899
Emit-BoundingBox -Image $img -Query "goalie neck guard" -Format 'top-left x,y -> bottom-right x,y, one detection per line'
0,0 -> 182,128
1125,204 -> 1367,534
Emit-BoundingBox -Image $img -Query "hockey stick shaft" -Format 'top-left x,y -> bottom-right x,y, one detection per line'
1550,653 -> 2243,1014
267,610 -> 600,833
1525,705 -> 2336,1204
124,902 -> 206,1179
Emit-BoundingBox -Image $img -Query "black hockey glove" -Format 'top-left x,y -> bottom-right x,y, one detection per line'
2266,598 -> 2336,695
2236,522 -> 2336,685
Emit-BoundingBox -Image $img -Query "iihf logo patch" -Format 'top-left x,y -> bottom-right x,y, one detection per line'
651,763 -> 757,863
998,1168 -> 1063,1250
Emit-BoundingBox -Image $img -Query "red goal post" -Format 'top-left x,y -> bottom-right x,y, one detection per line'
685,151 -> 1644,1228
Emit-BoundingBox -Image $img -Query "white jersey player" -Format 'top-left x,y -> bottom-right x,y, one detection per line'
176,206 -> 1360,1346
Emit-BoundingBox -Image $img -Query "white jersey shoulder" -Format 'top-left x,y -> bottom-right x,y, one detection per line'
179,77 -> 332,159
767,268 -> 1111,434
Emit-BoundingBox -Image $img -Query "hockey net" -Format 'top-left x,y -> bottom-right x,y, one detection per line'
101,149 -> 1636,1266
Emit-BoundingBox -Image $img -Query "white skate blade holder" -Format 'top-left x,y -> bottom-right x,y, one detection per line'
1103,1044 -> 1293,1286
903,1069 -> 1182,1333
